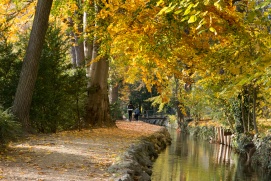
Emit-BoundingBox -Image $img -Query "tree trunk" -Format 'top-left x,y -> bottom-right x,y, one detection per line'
85,56 -> 113,127
74,38 -> 85,67
110,83 -> 119,104
174,77 -> 184,122
253,86 -> 258,134
67,18 -> 77,67
241,95 -> 248,132
85,0 -> 113,127
12,0 -> 53,131
248,94 -> 251,132
74,13 -> 85,67
70,44 -> 77,67
83,11 -> 93,78
67,17 -> 85,67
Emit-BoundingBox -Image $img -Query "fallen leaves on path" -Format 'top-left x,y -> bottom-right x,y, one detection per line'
0,121 -> 163,181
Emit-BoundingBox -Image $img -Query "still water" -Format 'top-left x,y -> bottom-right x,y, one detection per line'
151,129 -> 271,181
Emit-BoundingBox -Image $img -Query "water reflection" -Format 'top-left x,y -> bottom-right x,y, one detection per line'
151,129 -> 271,181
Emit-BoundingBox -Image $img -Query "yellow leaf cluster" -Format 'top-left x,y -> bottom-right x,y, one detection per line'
0,1 -> 36,42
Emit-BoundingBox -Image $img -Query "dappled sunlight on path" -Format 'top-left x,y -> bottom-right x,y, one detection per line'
0,120 -> 162,180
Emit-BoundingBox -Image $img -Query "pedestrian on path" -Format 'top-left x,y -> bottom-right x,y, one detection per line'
127,102 -> 134,121
134,107 -> 140,121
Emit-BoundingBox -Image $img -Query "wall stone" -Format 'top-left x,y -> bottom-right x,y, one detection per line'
108,128 -> 171,181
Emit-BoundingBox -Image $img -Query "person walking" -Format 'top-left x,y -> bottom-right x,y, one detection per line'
134,107 -> 140,121
127,102 -> 134,121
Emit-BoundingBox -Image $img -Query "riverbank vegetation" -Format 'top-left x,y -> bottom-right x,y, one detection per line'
183,118 -> 271,169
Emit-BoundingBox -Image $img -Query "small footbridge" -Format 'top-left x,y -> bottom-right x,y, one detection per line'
139,110 -> 168,126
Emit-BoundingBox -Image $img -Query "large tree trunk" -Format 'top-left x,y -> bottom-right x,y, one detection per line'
85,0 -> 113,127
12,0 -> 53,131
83,11 -> 93,78
85,56 -> 113,127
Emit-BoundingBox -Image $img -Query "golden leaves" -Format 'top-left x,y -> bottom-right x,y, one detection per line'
109,0 -> 241,101
0,122 -> 163,180
0,0 -> 36,42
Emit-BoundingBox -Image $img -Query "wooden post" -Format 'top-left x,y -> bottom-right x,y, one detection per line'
220,127 -> 224,144
218,144 -> 223,164
214,127 -> 217,142
223,131 -> 227,145
217,127 -> 221,144
225,146 -> 230,162
227,136 -> 231,146
223,144 -> 227,162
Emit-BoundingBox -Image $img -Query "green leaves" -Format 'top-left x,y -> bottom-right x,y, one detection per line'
183,2 -> 199,15
255,0 -> 271,10
183,3 -> 194,16
174,9 -> 182,15
157,3 -> 176,15
156,0 -> 164,6
0,107 -> 22,146
214,0 -> 222,11
188,15 -> 197,23
182,2 -> 200,24
196,18 -> 206,30
209,27 -> 217,35
158,1 -> 199,24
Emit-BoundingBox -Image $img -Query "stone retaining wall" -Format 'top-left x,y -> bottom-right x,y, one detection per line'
108,128 -> 171,181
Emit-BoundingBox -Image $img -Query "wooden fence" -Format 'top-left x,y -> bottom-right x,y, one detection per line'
214,127 -> 233,146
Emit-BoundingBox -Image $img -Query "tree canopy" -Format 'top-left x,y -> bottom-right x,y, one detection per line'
1,0 -> 271,134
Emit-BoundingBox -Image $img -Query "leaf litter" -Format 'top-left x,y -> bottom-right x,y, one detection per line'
0,120 -> 163,181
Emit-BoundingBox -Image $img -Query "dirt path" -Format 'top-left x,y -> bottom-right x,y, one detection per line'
0,121 -> 163,181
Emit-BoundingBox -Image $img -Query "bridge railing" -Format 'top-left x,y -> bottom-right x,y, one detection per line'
139,110 -> 168,126
140,110 -> 166,118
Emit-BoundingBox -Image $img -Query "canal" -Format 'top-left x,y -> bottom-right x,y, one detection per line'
151,128 -> 271,181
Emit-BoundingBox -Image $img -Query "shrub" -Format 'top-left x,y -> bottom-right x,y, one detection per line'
30,25 -> 87,133
0,107 -> 22,147
252,135 -> 271,169
188,125 -> 215,140
231,133 -> 253,153
110,101 -> 123,121
0,37 -> 21,109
